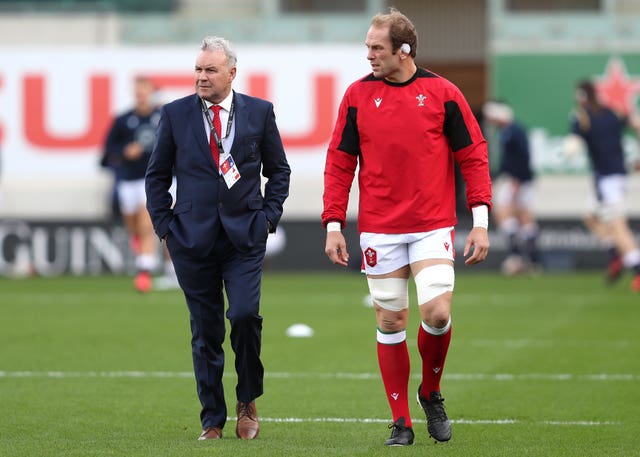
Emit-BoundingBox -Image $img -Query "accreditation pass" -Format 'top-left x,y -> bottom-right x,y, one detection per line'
219,152 -> 241,189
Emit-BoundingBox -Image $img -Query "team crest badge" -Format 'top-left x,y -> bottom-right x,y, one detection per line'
416,94 -> 426,106
364,247 -> 377,267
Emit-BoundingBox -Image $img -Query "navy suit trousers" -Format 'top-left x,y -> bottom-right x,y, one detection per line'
167,226 -> 266,430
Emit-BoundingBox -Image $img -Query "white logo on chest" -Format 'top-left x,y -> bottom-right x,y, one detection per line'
416,94 -> 427,106
374,97 -> 382,108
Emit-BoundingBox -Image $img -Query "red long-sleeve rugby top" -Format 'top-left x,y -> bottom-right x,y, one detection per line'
322,68 -> 492,234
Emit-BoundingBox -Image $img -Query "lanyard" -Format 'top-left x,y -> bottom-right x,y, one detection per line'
201,97 -> 235,155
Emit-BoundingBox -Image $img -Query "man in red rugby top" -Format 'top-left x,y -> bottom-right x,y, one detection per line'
322,8 -> 492,446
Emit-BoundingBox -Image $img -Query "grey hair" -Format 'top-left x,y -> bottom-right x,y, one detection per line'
200,36 -> 237,68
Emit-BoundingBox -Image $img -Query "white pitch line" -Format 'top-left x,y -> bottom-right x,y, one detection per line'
0,371 -> 638,381
0,371 -> 195,378
252,417 -> 517,425
228,417 -> 618,426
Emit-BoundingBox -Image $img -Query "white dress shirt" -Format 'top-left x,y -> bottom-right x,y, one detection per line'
202,90 -> 236,164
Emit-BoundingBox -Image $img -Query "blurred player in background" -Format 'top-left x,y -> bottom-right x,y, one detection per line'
566,79 -> 640,292
102,76 -> 176,292
483,100 -> 541,275
322,8 -> 491,446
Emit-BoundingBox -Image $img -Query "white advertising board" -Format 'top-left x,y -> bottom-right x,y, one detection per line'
0,44 -> 368,219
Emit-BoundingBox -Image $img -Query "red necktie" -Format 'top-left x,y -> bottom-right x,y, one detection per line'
210,105 -> 222,168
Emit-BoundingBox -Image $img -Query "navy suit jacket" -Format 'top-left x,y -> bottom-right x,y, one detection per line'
145,91 -> 290,257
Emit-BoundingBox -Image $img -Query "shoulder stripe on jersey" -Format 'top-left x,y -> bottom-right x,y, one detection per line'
338,107 -> 361,156
416,68 -> 438,79
444,100 -> 473,152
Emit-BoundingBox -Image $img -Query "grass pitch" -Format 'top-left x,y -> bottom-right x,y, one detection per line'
1,270 -> 639,456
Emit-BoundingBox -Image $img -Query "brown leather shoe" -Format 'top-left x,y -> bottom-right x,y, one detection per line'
236,401 -> 259,439
198,427 -> 222,440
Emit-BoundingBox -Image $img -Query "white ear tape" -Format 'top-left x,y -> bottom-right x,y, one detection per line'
400,43 -> 411,54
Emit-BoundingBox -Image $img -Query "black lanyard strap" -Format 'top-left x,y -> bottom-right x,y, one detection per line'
201,96 -> 235,154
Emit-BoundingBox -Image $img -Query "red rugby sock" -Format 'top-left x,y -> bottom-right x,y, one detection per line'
417,322 -> 451,397
377,338 -> 412,427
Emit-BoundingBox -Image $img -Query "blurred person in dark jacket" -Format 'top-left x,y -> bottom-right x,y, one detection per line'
566,79 -> 640,291
483,100 -> 541,275
102,76 -> 166,292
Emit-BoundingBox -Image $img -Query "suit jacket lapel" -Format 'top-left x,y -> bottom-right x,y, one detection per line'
189,94 -> 216,166
230,92 -> 248,156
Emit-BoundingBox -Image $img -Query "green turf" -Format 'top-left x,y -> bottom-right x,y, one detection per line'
1,271 -> 639,456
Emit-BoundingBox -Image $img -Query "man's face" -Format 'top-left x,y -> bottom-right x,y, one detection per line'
194,49 -> 236,103
575,88 -> 588,107
134,79 -> 155,110
365,25 -> 401,81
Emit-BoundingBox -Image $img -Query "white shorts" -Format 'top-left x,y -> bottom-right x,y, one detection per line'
595,174 -> 626,206
494,176 -> 534,210
117,179 -> 146,214
589,174 -> 627,221
359,227 -> 455,275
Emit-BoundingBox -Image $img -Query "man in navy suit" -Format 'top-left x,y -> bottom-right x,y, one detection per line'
145,36 -> 290,441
